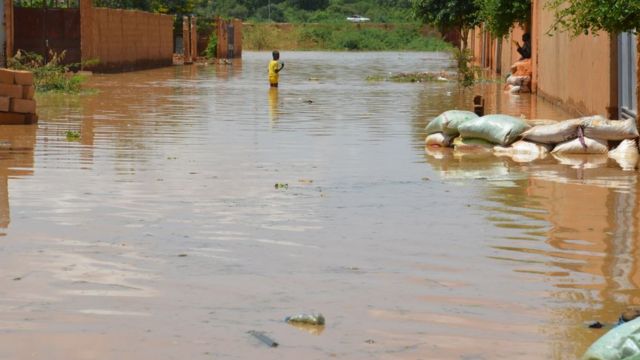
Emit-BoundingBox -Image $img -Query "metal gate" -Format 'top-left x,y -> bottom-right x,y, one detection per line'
227,23 -> 234,59
13,3 -> 81,64
618,31 -> 638,120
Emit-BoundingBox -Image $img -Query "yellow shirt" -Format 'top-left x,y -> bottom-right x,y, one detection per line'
269,60 -> 280,84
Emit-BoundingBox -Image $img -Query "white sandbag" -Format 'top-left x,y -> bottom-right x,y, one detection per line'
425,132 -> 453,147
552,137 -> 608,154
452,137 -> 494,153
526,119 -> 561,127
582,117 -> 640,140
521,119 -> 583,144
507,75 -> 530,86
582,317 -> 640,360
609,139 -> 639,171
509,86 -> 521,94
494,140 -> 550,162
494,140 -> 551,155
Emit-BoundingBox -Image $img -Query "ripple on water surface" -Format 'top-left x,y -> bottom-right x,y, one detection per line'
0,52 -> 636,359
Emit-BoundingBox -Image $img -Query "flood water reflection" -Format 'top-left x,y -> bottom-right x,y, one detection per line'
0,51 -> 638,359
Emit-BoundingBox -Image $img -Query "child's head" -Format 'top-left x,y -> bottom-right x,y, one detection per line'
272,50 -> 280,60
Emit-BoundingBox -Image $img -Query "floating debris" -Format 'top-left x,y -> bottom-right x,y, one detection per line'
588,321 -> 604,329
274,183 -> 288,190
285,313 -> 325,326
248,330 -> 278,347
367,71 -> 455,83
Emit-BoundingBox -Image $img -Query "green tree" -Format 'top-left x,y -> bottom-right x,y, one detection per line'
288,0 -> 329,11
546,0 -> 640,36
412,0 -> 481,49
478,0 -> 530,38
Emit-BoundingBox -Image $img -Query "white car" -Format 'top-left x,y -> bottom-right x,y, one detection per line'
346,15 -> 370,23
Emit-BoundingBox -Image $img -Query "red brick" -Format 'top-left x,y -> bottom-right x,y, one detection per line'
13,70 -> 34,86
22,85 -> 35,100
0,69 -> 15,84
0,97 -> 9,112
0,84 -> 23,98
10,98 -> 36,114
25,113 -> 39,124
0,112 -> 27,125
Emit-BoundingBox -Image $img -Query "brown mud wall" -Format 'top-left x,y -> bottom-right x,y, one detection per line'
80,0 -> 173,72
4,0 -> 13,61
534,0 -> 615,118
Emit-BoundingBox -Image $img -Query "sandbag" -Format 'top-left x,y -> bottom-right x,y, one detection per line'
582,317 -> 640,360
526,119 -> 560,127
551,137 -> 608,154
425,110 -> 479,136
582,117 -> 639,141
494,140 -> 551,155
494,140 -> 550,163
425,132 -> 453,147
452,137 -> 494,153
457,114 -> 530,146
609,139 -> 639,171
521,119 -> 583,144
507,75 -> 530,86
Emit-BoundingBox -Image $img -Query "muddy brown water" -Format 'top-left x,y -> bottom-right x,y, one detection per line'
0,51 -> 638,359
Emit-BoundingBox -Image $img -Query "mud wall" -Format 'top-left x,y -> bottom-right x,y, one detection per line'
533,0 -> 616,118
4,0 -> 13,63
80,0 -> 173,72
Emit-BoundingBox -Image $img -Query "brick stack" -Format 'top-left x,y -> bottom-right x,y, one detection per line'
0,69 -> 38,125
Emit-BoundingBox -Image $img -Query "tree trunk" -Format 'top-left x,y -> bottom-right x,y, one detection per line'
461,28 -> 469,51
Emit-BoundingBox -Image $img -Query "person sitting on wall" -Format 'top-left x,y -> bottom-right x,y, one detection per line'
513,33 -> 531,60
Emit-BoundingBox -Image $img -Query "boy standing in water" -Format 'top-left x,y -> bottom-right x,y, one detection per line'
269,50 -> 285,87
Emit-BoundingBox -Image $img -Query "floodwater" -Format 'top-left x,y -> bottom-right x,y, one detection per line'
0,51 -> 638,359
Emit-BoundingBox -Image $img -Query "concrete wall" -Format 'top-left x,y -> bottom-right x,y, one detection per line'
80,0 -> 173,72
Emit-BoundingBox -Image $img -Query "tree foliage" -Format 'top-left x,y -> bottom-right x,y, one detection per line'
546,0 -> 640,36
478,0 -> 530,37
412,0 -> 481,48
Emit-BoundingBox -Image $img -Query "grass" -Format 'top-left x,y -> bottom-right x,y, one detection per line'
8,50 -> 94,94
243,23 -> 453,52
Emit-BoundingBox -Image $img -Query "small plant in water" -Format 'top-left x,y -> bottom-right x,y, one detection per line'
8,50 -> 95,93
453,48 -> 479,88
65,130 -> 81,141
274,183 -> 289,190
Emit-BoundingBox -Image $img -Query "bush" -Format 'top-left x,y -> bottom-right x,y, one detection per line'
8,50 -> 88,93
205,33 -> 218,59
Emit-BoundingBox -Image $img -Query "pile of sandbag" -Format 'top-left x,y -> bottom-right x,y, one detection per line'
505,59 -> 532,94
521,116 -> 639,155
425,110 -> 531,149
425,110 -> 640,169
424,110 -> 478,147
0,68 -> 38,124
